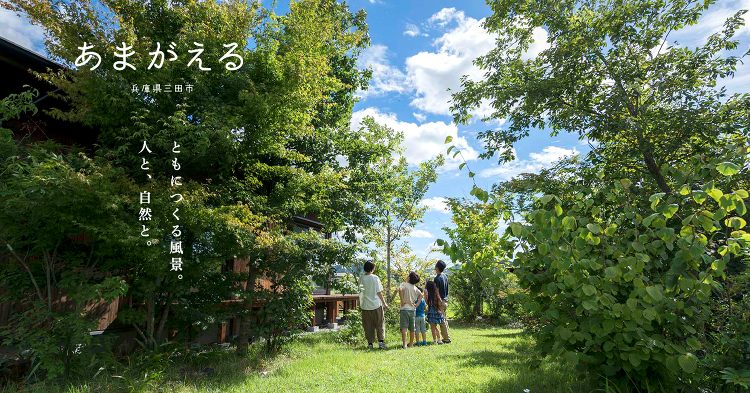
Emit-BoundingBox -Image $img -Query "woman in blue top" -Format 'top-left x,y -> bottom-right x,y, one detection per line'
414,286 -> 427,346
425,281 -> 445,344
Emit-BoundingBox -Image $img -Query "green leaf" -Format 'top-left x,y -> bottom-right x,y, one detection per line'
459,162 -> 466,170
736,200 -> 747,216
725,216 -> 746,229
562,216 -> 577,230
541,195 -> 553,204
587,223 -> 602,234
620,179 -> 632,189
666,356 -> 680,373
605,266 -> 620,279
582,284 -> 596,296
646,286 -> 663,302
686,337 -> 701,350
643,213 -> 660,227
662,204 -> 678,218
604,224 -> 618,235
707,189 -> 724,202
716,162 -> 740,176
649,192 -> 666,202
629,353 -> 642,368
510,223 -> 522,237
554,204 -> 563,216
735,189 -> 749,198
447,145 -> 455,155
564,351 -> 578,366
560,328 -> 572,340
538,243 -> 549,255
444,136 -> 453,144
692,191 -> 708,205
678,354 -> 698,373
469,171 -> 475,178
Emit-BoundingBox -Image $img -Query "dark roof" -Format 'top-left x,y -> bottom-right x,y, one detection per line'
0,36 -> 98,148
0,36 -> 63,73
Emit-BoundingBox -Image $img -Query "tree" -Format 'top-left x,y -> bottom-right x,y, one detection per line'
451,0 -> 749,195
0,127 -> 130,379
446,0 -> 750,388
1,0 -> 405,362
361,121 -> 444,301
437,198 -> 512,318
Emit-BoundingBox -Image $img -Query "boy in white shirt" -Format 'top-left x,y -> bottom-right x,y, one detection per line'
398,271 -> 423,349
360,261 -> 389,349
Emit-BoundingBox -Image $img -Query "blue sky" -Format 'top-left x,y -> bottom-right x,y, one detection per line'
2,0 -> 748,264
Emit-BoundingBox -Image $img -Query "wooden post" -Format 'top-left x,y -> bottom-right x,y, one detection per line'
218,323 -> 227,343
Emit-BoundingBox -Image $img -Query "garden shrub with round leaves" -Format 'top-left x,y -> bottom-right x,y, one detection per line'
507,149 -> 749,386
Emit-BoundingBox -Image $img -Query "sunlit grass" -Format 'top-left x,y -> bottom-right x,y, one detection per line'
5,324 -> 592,393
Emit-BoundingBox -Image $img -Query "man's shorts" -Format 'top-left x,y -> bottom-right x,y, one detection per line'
399,309 -> 415,331
415,316 -> 426,334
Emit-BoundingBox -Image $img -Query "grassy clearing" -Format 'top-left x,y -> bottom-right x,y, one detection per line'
5,324 -> 592,393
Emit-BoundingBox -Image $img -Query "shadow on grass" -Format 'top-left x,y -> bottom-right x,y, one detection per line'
448,339 -> 590,393
476,332 -> 524,339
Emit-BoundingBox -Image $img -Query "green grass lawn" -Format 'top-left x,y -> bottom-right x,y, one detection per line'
8,324 -> 592,393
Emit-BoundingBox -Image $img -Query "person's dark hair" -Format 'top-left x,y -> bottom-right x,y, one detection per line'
408,271 -> 420,285
435,260 -> 447,273
364,261 -> 375,273
426,281 -> 440,310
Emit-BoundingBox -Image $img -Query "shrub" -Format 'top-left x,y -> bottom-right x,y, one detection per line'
330,309 -> 364,346
698,263 -> 750,392
450,267 -> 489,320
508,147 -> 749,388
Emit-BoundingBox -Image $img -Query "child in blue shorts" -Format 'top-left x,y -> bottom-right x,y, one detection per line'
414,288 -> 427,346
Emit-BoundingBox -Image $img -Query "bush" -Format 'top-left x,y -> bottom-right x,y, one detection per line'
698,262 -> 750,392
330,309 -> 364,346
508,147 -> 749,389
450,268 -> 490,320
487,272 -> 527,325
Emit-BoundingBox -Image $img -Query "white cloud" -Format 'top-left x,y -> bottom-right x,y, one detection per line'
403,23 -> 428,37
409,229 -> 434,238
356,44 -> 409,99
427,7 -> 466,28
413,112 -> 426,122
405,8 -> 549,117
529,146 -> 579,166
421,197 -> 449,213
670,0 -> 750,47
351,107 -> 478,168
0,10 -> 46,55
480,146 -> 579,180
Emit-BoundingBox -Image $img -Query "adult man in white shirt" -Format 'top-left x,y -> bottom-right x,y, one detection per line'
360,261 -> 389,349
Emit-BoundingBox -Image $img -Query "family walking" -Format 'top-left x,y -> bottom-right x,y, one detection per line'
359,260 -> 452,349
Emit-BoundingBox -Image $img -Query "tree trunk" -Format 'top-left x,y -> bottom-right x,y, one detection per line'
641,149 -> 672,194
155,292 -> 173,340
236,264 -> 258,356
146,292 -> 155,349
386,225 -> 391,302
474,275 -> 483,317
